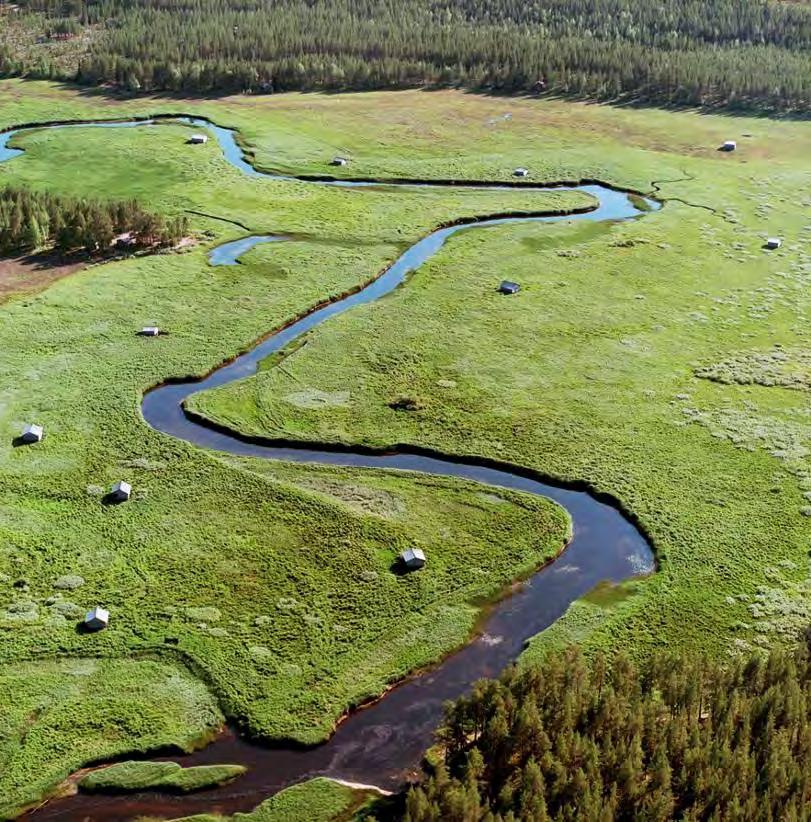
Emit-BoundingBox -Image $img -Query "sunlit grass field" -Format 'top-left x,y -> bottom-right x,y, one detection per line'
0,81 -> 585,816
190,95 -> 811,670
0,79 -> 809,815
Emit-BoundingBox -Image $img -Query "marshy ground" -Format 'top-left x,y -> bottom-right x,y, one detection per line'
0,80 -> 809,817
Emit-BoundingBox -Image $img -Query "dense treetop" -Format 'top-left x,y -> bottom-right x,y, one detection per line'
401,645 -> 811,821
0,0 -> 809,112
0,185 -> 188,256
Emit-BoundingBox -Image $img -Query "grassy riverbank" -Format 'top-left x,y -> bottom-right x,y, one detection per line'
0,81 -> 584,815
187,91 -> 811,668
79,761 -> 246,793
167,777 -> 379,822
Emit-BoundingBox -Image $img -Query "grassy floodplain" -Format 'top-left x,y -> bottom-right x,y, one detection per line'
0,80 -> 588,816
0,80 -> 808,816
186,92 -> 811,663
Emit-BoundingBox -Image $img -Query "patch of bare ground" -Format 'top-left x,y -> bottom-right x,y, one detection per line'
0,254 -> 86,302
0,238 -> 196,303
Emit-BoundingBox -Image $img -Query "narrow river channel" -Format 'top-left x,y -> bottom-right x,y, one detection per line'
1,116 -> 659,820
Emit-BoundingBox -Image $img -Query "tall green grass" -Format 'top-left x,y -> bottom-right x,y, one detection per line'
0,78 -> 808,813
0,81 -> 592,814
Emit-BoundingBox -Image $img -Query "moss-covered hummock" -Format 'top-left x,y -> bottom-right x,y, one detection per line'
79,760 -> 245,793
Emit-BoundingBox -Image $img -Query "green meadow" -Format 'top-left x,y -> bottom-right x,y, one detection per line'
0,79 -> 809,816
189,94 -> 811,669
0,80 -> 580,816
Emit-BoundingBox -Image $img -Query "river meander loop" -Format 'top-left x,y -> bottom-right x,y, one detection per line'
2,115 -> 660,820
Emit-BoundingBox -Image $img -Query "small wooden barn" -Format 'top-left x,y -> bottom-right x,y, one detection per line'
400,548 -> 426,571
84,607 -> 109,631
20,424 -> 43,443
765,238 -> 782,250
188,134 -> 208,145
110,481 -> 132,502
140,326 -> 160,336
115,235 -> 138,250
499,280 -> 520,295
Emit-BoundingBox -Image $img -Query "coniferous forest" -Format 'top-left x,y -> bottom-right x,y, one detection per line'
0,0 -> 809,113
0,185 -> 188,256
400,646 -> 811,821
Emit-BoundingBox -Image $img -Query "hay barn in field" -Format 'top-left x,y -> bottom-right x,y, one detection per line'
84,607 -> 109,630
400,548 -> 426,570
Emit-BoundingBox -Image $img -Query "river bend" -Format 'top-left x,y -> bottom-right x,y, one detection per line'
0,115 -> 658,819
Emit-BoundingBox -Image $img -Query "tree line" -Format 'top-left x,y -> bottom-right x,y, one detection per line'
0,0 -> 809,113
397,644 -> 811,821
0,185 -> 188,256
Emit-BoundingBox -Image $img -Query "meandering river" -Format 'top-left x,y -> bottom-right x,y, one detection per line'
1,116 -> 659,819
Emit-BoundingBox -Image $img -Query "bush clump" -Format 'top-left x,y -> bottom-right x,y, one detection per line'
388,395 -> 425,412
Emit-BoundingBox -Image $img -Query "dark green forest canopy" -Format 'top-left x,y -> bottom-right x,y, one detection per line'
0,185 -> 188,256
2,0 -> 810,112
400,645 -> 811,821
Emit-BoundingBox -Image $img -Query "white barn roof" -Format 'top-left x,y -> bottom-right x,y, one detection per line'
84,606 -> 109,629
20,423 -> 44,443
400,547 -> 426,569
111,481 -> 132,500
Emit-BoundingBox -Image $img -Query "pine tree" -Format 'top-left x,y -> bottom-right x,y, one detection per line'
4,0 -> 810,112
408,641 -> 811,822
517,758 -> 549,821
0,185 -> 184,257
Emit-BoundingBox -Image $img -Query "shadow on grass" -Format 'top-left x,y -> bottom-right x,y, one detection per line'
388,559 -> 410,577
50,79 -> 811,121
101,493 -> 126,506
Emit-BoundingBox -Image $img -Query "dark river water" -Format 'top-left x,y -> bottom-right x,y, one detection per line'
1,115 -> 658,820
